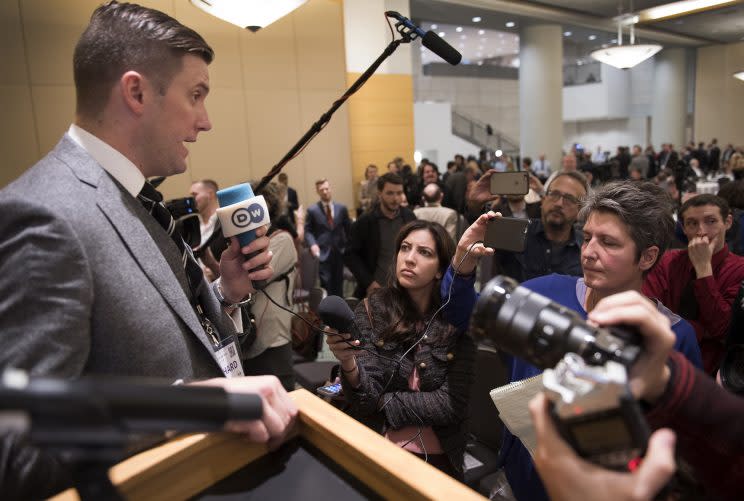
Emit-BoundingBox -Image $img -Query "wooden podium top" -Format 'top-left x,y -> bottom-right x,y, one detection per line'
51,388 -> 487,501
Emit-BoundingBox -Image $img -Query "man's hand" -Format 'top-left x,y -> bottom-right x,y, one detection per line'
218,225 -> 274,302
687,235 -> 714,278
194,375 -> 298,449
466,169 -> 500,213
310,244 -> 320,259
366,281 -> 381,295
529,174 -> 544,194
529,393 -> 676,501
587,291 -> 674,404
452,211 -> 498,275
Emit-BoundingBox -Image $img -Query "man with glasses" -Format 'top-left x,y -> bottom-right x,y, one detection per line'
491,171 -> 588,283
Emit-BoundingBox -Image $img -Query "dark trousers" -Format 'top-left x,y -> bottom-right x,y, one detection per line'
242,343 -> 295,392
319,252 -> 344,297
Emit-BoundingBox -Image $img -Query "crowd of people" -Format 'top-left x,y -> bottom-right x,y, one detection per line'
0,2 -> 742,500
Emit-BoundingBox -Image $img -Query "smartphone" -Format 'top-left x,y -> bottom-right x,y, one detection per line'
490,171 -> 529,195
316,382 -> 342,398
484,217 -> 530,252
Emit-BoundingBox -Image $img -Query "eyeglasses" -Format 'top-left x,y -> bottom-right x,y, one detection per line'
545,190 -> 582,206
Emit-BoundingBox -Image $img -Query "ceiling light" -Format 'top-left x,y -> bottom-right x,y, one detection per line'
495,149 -> 503,157
456,26 -> 463,32
431,24 -> 438,30
734,71 -> 744,81
439,32 -> 446,37
564,31 -> 572,36
472,16 -> 482,23
588,34 -> 597,40
189,0 -> 307,31
478,29 -> 485,35
477,61 -> 484,66
592,45 -> 661,69
505,21 -> 515,28
591,15 -> 662,69
639,0 -> 738,22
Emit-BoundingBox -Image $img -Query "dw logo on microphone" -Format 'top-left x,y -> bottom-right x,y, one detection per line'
231,204 -> 265,228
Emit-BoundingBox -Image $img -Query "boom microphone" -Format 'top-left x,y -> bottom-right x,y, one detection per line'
385,11 -> 462,65
216,183 -> 271,289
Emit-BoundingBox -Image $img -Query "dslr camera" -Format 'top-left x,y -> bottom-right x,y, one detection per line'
470,276 -> 650,470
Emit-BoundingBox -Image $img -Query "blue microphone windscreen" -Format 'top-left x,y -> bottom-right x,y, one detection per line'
217,183 -> 255,208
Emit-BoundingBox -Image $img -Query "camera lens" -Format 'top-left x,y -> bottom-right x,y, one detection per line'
720,344 -> 744,395
470,276 -> 642,369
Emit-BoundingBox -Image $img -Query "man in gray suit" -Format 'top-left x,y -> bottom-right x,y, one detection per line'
0,2 -> 296,498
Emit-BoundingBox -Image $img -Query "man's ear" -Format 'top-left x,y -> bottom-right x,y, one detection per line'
639,245 -> 659,272
119,71 -> 147,115
725,213 -> 733,231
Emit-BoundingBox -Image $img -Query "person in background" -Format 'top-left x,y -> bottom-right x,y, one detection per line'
644,194 -> 744,374
414,183 -> 458,242
241,183 -> 297,391
305,178 -> 351,297
277,172 -> 299,224
345,173 -> 416,298
358,163 -> 378,216
190,178 -> 221,280
327,220 -> 475,478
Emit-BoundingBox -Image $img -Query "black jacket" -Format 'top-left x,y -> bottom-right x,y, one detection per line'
344,205 -> 416,298
340,293 -> 476,476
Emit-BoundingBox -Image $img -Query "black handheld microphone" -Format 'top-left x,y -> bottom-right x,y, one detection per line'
318,295 -> 358,337
1,370 -> 263,435
385,11 -> 462,65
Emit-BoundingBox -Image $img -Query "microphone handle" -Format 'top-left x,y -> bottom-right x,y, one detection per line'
236,230 -> 268,290
226,393 -> 263,421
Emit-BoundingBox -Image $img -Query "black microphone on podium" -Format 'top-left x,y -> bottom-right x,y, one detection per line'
385,11 -> 462,65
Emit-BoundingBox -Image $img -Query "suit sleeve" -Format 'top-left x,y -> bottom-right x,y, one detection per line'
344,218 -> 373,290
342,206 -> 352,245
0,197 -> 91,498
304,207 -> 318,248
0,197 -> 92,377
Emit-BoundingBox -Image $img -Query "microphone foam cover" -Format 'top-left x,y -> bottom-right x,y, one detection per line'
423,31 -> 462,66
318,295 -> 355,334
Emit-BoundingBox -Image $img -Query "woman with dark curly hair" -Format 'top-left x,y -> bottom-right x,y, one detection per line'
326,219 -> 475,478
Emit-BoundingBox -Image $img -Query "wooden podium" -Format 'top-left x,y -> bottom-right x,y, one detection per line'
52,389 -> 487,501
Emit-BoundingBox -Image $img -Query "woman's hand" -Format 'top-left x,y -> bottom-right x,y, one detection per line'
452,211 -> 499,275
326,328 -> 361,387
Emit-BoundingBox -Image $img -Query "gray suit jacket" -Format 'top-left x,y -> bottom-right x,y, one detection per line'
0,135 -> 235,497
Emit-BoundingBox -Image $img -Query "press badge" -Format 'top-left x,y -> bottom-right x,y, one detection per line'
213,337 -> 245,378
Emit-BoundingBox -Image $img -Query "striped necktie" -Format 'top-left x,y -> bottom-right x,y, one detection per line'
137,181 -> 204,303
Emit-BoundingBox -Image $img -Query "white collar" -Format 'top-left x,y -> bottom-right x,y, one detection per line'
67,124 -> 145,197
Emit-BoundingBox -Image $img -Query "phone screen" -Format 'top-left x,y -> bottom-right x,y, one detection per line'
316,382 -> 342,397
484,217 -> 530,252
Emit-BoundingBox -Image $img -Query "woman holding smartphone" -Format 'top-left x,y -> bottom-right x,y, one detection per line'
326,220 -> 476,478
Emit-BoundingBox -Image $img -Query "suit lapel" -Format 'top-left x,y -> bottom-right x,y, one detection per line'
56,137 -> 219,358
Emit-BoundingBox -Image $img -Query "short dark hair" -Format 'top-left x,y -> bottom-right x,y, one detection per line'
377,172 -> 403,192
548,170 -> 589,194
579,181 -> 674,269
194,179 -> 218,193
679,194 -> 730,222
74,1 -> 214,117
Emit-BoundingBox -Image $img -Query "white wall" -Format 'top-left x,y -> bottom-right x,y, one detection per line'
563,117 -> 647,154
414,102 -> 480,166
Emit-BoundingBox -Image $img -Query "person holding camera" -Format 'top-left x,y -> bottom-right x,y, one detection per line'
440,182 -> 702,501
530,290 -> 743,501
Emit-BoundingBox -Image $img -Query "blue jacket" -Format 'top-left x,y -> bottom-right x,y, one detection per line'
440,270 -> 703,501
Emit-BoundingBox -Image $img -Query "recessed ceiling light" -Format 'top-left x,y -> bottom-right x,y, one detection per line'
477,61 -> 484,66
439,31 -> 446,37
577,60 -> 584,66
478,29 -> 485,35
588,35 -> 597,40
506,21 -> 515,28
456,26 -> 463,32
431,24 -> 438,30
564,31 -> 572,36
472,16 -> 482,23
